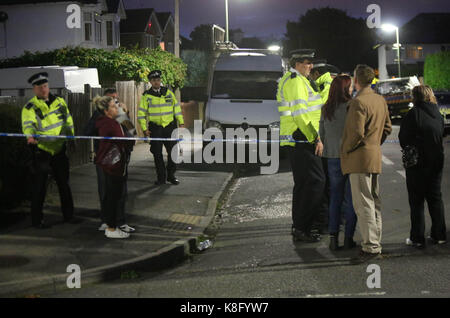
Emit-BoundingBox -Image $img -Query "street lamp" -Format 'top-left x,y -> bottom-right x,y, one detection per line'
225,0 -> 229,42
268,45 -> 281,52
381,23 -> 401,78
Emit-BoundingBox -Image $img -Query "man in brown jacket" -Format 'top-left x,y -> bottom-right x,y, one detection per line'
341,64 -> 392,261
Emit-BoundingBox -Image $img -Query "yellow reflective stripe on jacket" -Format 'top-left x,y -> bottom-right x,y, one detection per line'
315,72 -> 332,103
138,89 -> 184,129
21,96 -> 74,155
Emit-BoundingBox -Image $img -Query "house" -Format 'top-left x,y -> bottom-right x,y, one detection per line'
0,0 -> 126,59
120,8 -> 163,50
156,12 -> 175,53
120,8 -> 175,52
377,13 -> 450,80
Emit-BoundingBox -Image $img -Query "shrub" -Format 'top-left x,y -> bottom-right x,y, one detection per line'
424,51 -> 450,91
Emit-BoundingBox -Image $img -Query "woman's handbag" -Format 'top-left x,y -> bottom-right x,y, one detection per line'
402,145 -> 419,168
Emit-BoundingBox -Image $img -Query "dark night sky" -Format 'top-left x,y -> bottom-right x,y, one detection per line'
124,0 -> 450,39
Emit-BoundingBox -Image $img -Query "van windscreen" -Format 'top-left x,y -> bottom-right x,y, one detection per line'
211,71 -> 282,100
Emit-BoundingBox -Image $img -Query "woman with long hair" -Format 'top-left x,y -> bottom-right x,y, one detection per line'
399,85 -> 446,248
319,75 -> 357,250
93,96 -> 133,239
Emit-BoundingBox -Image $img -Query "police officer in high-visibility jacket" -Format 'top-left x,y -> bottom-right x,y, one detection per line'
22,72 -> 76,229
277,50 -> 327,242
310,61 -> 333,104
138,70 -> 184,185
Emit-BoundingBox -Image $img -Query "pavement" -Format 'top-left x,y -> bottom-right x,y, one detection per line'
0,142 -> 233,297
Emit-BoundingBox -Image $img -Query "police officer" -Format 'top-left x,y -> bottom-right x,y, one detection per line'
22,72 -> 76,228
276,50 -> 327,242
138,70 -> 184,185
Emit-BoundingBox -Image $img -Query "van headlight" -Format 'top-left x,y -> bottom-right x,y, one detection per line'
408,102 -> 414,108
206,120 -> 223,131
269,121 -> 280,130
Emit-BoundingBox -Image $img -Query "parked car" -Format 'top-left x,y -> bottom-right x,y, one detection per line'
435,91 -> 450,134
375,76 -> 420,119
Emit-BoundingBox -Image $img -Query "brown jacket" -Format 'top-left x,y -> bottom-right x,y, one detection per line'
341,86 -> 392,174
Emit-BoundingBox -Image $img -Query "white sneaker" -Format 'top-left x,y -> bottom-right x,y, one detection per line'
119,224 -> 136,233
105,228 -> 130,239
406,238 -> 423,248
98,223 -> 108,231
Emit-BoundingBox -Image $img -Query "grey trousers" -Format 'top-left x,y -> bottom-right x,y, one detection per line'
349,173 -> 382,254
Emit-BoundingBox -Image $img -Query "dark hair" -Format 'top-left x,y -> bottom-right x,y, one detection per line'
354,64 -> 375,87
104,88 -> 117,95
322,75 -> 352,121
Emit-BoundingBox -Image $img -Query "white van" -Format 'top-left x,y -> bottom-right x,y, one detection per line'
204,51 -> 285,133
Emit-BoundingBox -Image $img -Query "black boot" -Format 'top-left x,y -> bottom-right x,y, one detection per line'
344,237 -> 357,249
329,233 -> 339,251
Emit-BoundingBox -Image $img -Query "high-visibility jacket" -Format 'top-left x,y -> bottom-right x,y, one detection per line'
315,72 -> 333,103
21,94 -> 74,155
277,68 -> 324,147
138,87 -> 184,131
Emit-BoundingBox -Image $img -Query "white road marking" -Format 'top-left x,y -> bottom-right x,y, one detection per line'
397,170 -> 406,178
382,155 -> 394,166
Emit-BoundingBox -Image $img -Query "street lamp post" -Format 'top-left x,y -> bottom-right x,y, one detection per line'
225,0 -> 229,43
381,24 -> 401,78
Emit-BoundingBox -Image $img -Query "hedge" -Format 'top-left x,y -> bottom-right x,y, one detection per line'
424,51 -> 450,91
0,46 -> 187,88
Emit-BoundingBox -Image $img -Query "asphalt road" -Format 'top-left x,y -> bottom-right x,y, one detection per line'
45,126 -> 450,298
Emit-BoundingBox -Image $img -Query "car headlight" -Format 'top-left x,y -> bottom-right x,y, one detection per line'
269,121 -> 280,130
205,120 -> 223,131
408,102 -> 414,108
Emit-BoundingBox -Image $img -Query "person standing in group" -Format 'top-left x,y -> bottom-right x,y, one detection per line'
319,75 -> 357,250
94,96 -> 133,239
341,64 -> 392,262
84,88 -> 136,234
277,49 -> 327,243
399,85 -> 446,248
138,70 -> 184,186
22,72 -> 76,229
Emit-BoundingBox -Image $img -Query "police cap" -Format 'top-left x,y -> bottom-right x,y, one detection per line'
148,70 -> 162,80
28,72 -> 49,86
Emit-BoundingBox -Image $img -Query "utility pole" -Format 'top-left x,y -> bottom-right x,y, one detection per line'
174,0 -> 181,103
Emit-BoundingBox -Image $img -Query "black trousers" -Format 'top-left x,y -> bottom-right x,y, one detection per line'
104,172 -> 126,229
149,121 -> 177,182
406,167 -> 446,243
31,147 -> 74,225
96,165 -> 127,225
288,144 -> 327,233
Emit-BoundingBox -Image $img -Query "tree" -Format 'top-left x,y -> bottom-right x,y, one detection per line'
189,24 -> 213,51
284,7 -> 378,72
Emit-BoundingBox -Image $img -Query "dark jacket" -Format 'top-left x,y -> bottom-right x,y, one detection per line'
83,110 -> 102,153
399,101 -> 444,172
95,115 -> 132,177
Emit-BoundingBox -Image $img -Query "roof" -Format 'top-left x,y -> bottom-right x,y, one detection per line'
120,8 -> 155,33
156,12 -> 172,29
0,0 -> 98,4
380,13 -> 450,44
104,0 -> 120,14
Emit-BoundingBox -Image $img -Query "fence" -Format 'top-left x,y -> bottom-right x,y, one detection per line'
0,82 -> 205,167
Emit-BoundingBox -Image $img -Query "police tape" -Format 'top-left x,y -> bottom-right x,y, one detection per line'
0,132 -> 448,144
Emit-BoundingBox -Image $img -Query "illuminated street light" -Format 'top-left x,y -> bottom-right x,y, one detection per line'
381,23 -> 401,78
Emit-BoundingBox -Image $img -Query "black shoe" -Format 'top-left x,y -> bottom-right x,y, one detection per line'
344,237 -> 357,249
292,229 -> 321,243
32,222 -> 51,229
329,233 -> 339,251
167,177 -> 180,185
154,180 -> 166,186
64,217 -> 83,224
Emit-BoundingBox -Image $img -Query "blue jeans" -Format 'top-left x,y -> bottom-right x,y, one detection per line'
327,158 -> 357,237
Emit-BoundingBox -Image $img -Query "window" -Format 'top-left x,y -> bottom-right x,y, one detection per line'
106,21 -> 113,46
0,23 -> 5,48
84,12 -> 93,41
211,71 -> 282,100
115,21 -> 120,46
406,46 -> 424,59
95,20 -> 102,43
